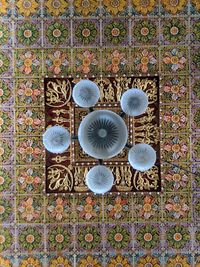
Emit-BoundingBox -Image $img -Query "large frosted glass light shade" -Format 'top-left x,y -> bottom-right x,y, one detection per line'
78,110 -> 128,159
86,165 -> 114,194
120,88 -> 148,116
128,143 -> 156,171
72,80 -> 100,108
43,125 -> 70,154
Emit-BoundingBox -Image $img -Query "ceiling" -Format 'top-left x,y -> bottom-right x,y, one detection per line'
0,0 -> 199,266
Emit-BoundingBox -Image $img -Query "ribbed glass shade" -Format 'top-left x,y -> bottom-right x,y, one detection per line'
86,165 -> 114,194
120,88 -> 148,116
78,110 -> 128,159
128,143 -> 156,171
43,125 -> 70,154
72,79 -> 100,108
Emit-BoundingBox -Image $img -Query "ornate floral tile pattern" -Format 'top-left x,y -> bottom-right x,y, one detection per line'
0,0 -> 198,265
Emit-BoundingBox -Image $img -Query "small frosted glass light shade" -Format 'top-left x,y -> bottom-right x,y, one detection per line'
120,88 -> 148,116
86,165 -> 114,194
72,79 -> 100,108
43,125 -> 70,154
128,143 -> 156,172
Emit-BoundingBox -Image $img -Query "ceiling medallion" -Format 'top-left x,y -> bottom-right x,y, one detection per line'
44,76 -> 161,194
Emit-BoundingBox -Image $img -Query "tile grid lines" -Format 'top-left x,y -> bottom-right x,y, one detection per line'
0,1 -> 200,266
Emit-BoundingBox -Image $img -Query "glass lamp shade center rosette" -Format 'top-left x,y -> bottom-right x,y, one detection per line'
78,110 -> 128,159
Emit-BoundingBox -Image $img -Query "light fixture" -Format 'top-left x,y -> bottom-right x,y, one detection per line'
86,165 -> 114,194
120,88 -> 148,116
43,79 -> 155,194
43,125 -> 70,154
128,143 -> 156,172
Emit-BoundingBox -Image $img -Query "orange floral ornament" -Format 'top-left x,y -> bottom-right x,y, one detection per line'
76,50 -> 98,74
133,0 -> 156,15
77,196 -> 100,220
18,197 -> 40,222
106,50 -> 126,73
107,196 -> 128,220
139,195 -> 159,219
161,0 -> 187,14
165,195 -> 189,219
135,49 -> 157,73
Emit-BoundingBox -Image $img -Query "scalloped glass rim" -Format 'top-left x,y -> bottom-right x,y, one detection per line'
72,79 -> 100,108
43,125 -> 70,154
128,143 -> 156,172
86,165 -> 114,194
120,88 -> 148,116
78,110 -> 128,159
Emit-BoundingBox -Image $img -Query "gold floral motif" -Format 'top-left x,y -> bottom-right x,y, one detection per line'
52,155 -> 68,163
46,79 -> 72,107
47,165 -> 73,191
94,78 -> 111,102
0,0 -> 9,14
133,166 -> 159,191
161,0 -> 187,14
104,84 -> 115,102
192,0 -> 200,11
132,78 -> 157,103
135,123 -> 159,144
103,0 -> 126,15
132,0 -> 156,15
16,0 -> 39,17
45,0 -> 68,16
115,166 -> 133,191
74,0 -> 99,16
52,109 -> 69,115
52,116 -> 70,124
74,166 -> 88,192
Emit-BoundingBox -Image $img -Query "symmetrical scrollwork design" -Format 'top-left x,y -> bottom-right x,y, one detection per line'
46,79 -> 72,107
133,166 -> 159,191
45,76 -> 160,193
74,166 -> 88,192
47,165 -> 73,191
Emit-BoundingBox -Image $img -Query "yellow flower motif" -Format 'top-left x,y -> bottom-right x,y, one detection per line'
0,0 -> 9,14
161,0 -> 187,14
166,255 -> 190,267
74,0 -> 99,16
20,257 -> 42,267
16,0 -> 39,17
0,256 -> 11,267
136,255 -> 160,267
108,254 -> 131,267
132,0 -> 156,15
192,0 -> 200,11
78,255 -> 102,267
45,0 -> 68,16
103,0 -> 126,15
50,256 -> 72,267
